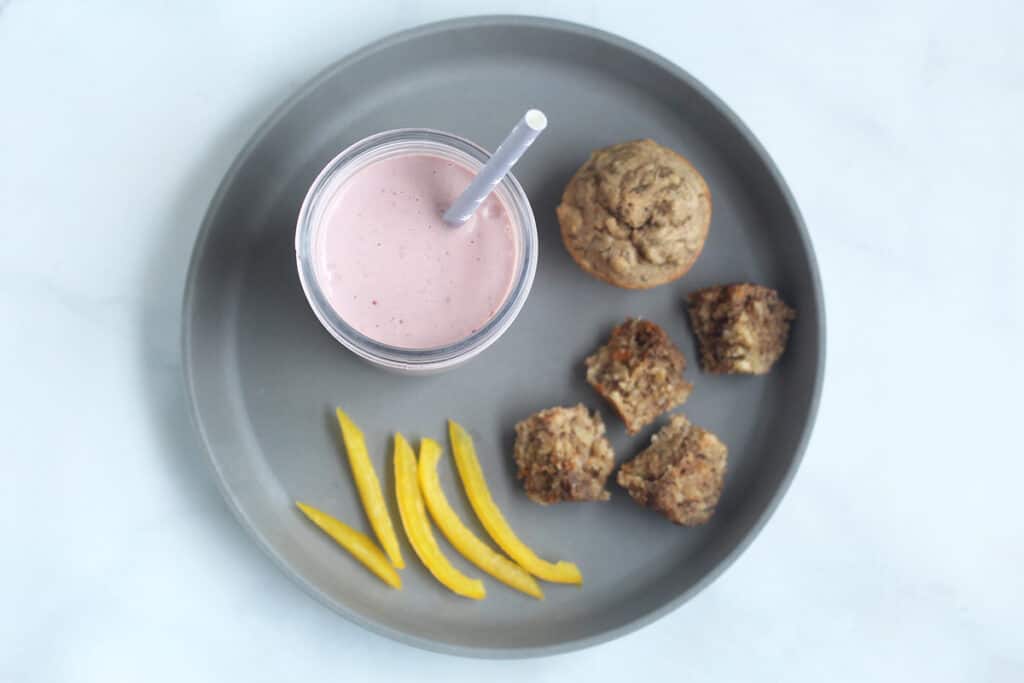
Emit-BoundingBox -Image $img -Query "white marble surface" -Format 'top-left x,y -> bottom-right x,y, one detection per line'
2,1 -> 1021,680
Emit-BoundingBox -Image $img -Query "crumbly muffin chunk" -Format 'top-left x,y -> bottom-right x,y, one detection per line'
556,139 -> 712,289
513,404 -> 615,505
585,319 -> 693,435
617,414 -> 727,526
687,283 -> 796,374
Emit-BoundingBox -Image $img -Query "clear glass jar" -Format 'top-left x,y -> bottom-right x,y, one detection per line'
295,129 -> 538,374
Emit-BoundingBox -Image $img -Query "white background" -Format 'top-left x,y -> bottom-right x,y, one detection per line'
2,1 -> 1021,681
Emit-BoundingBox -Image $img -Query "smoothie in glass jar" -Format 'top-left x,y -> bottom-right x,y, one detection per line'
315,154 -> 518,349
295,129 -> 538,373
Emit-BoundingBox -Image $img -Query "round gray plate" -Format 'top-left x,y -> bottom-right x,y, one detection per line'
183,16 -> 824,658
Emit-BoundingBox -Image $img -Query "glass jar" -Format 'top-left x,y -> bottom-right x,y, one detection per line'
295,129 -> 538,374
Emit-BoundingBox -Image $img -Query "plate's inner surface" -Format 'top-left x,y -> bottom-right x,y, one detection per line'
186,20 -> 820,653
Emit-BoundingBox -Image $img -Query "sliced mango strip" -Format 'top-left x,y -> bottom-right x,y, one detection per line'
418,439 -> 544,600
335,408 -> 404,569
394,433 -> 485,600
448,420 -> 583,585
295,502 -> 401,589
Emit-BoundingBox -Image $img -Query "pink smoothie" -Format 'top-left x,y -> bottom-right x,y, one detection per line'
313,154 -> 520,349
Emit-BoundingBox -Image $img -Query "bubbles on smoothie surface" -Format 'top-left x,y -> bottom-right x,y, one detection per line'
482,198 -> 503,220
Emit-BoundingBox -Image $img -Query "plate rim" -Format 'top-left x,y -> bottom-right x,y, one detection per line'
181,14 -> 827,659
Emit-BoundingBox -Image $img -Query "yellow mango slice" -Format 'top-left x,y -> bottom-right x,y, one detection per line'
335,408 -> 404,569
394,433 -> 485,600
448,420 -> 582,585
295,502 -> 401,589
418,438 -> 543,600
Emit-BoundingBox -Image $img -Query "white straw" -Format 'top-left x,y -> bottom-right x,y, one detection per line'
443,109 -> 548,226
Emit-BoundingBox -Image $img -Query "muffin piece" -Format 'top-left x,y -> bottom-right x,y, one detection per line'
513,404 -> 615,505
617,414 -> 727,526
687,283 -> 796,374
585,319 -> 693,435
556,139 -> 712,289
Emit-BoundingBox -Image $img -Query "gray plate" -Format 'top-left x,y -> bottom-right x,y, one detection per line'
183,16 -> 824,658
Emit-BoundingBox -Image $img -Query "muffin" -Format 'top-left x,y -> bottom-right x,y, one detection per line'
585,319 -> 692,435
687,283 -> 796,374
513,404 -> 615,505
617,414 -> 727,526
556,139 -> 712,289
